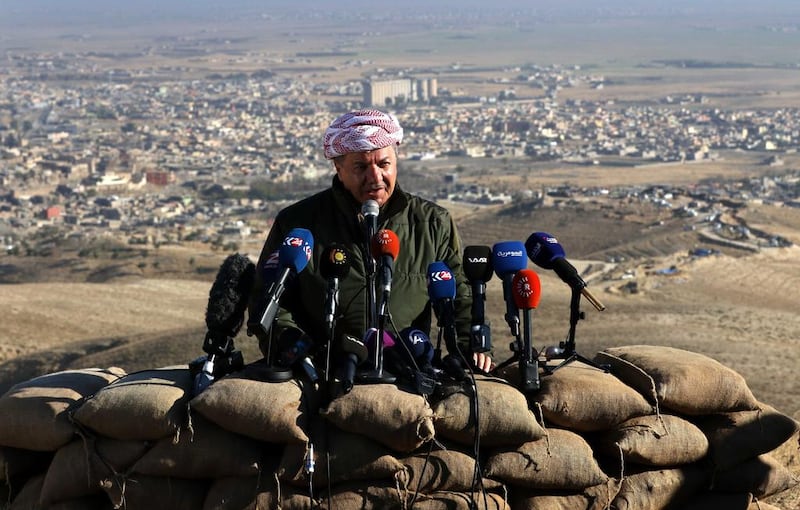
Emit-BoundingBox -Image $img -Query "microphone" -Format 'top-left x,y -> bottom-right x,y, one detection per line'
361,199 -> 379,242
427,261 -> 460,362
256,228 -> 314,336
385,327 -> 437,395
491,240 -> 528,338
337,334 -> 369,395
275,327 -> 318,383
463,245 -> 493,354
370,229 -> 400,319
320,244 -> 351,331
524,232 -> 605,311
364,327 -> 396,360
361,200 -> 380,329
192,253 -> 253,395
512,268 -> 542,392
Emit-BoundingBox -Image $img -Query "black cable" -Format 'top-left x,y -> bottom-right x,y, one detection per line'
406,436 -> 436,507
452,341 -> 489,510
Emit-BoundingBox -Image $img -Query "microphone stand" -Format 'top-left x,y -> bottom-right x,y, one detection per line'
545,286 -> 609,374
357,290 -> 396,384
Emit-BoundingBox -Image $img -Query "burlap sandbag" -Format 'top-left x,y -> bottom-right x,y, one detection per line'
8,473 -> 44,510
0,446 -> 52,482
611,464 -> 710,510
595,345 -> 761,415
130,413 -> 262,479
432,375 -> 546,446
72,366 -> 192,441
528,362 -> 653,432
712,454 -> 799,499
190,363 -> 314,444
510,480 -> 622,510
483,428 -> 609,490
279,420 -> 405,489
321,383 -> 435,453
319,481 -> 407,510
101,475 -> 207,510
45,494 -> 115,510
592,413 -> 709,467
411,490 -> 509,510
695,404 -> 800,470
0,368 -> 125,451
681,491 -> 753,510
39,437 -> 148,505
202,473 -> 313,510
401,448 -> 503,494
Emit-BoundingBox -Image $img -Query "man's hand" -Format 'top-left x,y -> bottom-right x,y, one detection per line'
472,352 -> 493,373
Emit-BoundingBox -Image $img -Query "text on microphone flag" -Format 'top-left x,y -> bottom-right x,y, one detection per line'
428,270 -> 453,282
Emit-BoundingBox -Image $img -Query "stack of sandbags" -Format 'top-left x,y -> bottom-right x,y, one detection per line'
591,345 -> 800,509
0,345 -> 798,510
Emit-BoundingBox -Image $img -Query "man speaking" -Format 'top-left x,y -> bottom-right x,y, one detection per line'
248,109 -> 492,383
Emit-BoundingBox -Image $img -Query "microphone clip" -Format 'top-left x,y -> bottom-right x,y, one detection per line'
470,324 -> 492,354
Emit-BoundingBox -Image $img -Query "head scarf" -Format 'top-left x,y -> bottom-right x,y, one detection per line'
323,109 -> 404,159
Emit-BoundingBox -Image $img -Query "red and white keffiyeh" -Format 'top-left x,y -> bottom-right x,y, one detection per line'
323,109 -> 404,159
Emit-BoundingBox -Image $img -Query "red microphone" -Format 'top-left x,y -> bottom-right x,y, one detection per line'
511,269 -> 542,392
512,268 -> 542,310
370,229 -> 400,296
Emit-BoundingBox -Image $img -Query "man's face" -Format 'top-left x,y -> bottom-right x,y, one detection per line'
334,146 -> 397,207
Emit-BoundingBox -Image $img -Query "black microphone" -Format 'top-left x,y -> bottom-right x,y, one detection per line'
337,334 -> 368,395
192,253 -> 254,395
463,245 -> 493,354
255,228 -> 314,336
525,232 -> 605,311
320,244 -> 351,331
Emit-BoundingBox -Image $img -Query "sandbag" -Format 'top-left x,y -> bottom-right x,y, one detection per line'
592,413 -> 709,467
695,404 -> 800,470
190,363 -> 314,444
8,473 -> 44,510
72,366 -> 192,441
0,368 -> 125,451
528,362 -> 653,432
595,345 -> 760,415
510,480 -> 621,510
401,448 -> 503,494
681,492 -> 753,510
130,413 -> 262,479
611,464 -> 710,510
411,490 -> 509,509
0,447 -> 52,482
318,481 -> 406,510
432,375 -> 546,446
483,428 -> 609,490
202,474 -> 313,510
101,475 -> 207,510
712,454 -> 799,499
321,383 -> 435,453
40,437 -> 148,505
45,494 -> 115,510
279,420 -> 405,489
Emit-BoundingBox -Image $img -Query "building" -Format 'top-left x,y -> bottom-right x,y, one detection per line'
364,77 -> 438,107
